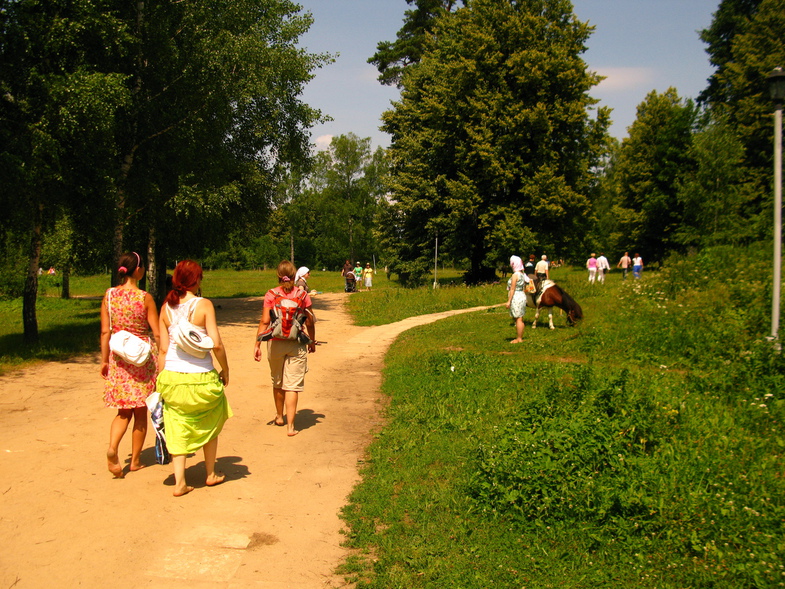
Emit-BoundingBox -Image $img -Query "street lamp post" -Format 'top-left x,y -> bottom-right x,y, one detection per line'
768,67 -> 785,341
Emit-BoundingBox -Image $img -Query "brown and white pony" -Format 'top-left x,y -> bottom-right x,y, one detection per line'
526,280 -> 583,329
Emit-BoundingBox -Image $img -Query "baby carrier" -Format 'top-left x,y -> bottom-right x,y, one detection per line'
344,271 -> 357,293
257,288 -> 312,344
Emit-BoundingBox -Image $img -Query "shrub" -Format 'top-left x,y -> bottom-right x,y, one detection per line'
470,366 -> 662,524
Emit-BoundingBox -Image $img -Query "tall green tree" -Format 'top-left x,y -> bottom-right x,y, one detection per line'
674,112 -> 752,249
0,0 -> 130,341
587,138 -> 624,256
611,88 -> 698,263
379,0 -> 609,284
699,0 -> 763,106
271,134 -> 388,269
109,0 -> 330,298
369,0 -> 464,87
0,0 -> 330,336
699,0 -> 785,240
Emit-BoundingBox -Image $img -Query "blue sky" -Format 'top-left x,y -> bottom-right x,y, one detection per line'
296,0 -> 720,151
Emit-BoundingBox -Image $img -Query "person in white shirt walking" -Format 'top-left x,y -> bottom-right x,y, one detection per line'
596,252 -> 610,284
633,254 -> 644,279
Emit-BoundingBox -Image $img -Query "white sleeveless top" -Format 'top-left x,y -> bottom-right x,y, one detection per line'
164,297 -> 214,373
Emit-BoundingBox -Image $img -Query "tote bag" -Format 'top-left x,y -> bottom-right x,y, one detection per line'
107,290 -> 151,366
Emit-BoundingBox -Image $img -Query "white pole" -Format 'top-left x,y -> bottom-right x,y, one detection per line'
772,104 -> 782,341
433,236 -> 439,289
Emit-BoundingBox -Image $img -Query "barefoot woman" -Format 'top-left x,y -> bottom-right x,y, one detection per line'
100,252 -> 160,477
254,260 -> 316,437
505,255 -> 530,344
157,260 -> 232,496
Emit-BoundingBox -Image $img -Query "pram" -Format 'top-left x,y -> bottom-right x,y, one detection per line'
344,271 -> 357,293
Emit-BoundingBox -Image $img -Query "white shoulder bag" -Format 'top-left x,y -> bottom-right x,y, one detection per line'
169,297 -> 214,359
108,289 -> 152,366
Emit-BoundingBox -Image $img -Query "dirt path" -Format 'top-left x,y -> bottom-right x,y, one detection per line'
0,293 -> 493,589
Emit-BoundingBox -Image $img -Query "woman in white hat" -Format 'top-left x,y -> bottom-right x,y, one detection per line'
505,255 -> 531,344
295,266 -> 311,293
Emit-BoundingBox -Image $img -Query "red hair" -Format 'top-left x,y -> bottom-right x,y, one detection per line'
164,260 -> 203,306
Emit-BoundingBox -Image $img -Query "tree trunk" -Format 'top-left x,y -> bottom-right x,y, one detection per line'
112,182 -> 128,287
61,261 -> 70,299
466,237 -> 495,284
112,0 -> 143,286
147,226 -> 161,305
23,203 -> 43,344
348,218 -> 354,263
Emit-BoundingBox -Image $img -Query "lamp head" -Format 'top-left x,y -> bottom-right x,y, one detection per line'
768,66 -> 785,104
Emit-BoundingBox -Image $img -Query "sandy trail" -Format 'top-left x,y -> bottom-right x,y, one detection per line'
0,292 -> 492,588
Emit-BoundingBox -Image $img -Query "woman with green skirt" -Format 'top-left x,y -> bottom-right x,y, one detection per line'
157,260 -> 232,497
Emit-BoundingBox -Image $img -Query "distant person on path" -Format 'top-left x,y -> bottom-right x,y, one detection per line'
295,266 -> 312,294
353,261 -> 362,284
597,252 -> 610,284
254,260 -> 316,437
362,263 -> 374,291
586,253 -> 598,284
100,251 -> 160,478
617,252 -> 632,280
341,259 -> 352,277
157,260 -> 232,497
524,254 -> 536,280
633,254 -> 644,279
505,255 -> 530,344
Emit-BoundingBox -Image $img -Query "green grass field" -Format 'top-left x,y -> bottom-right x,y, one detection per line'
338,250 -> 785,588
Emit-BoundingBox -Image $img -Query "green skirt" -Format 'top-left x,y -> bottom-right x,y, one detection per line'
157,369 -> 233,455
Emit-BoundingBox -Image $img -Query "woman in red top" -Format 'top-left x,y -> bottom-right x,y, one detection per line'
254,260 -> 316,436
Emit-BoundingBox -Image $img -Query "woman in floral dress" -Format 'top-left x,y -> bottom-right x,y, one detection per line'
100,252 -> 160,478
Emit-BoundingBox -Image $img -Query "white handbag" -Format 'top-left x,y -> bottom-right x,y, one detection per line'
170,298 -> 214,359
107,290 -> 152,366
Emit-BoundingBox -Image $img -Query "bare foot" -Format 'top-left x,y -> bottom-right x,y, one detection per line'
206,472 -> 226,487
129,461 -> 145,472
266,416 -> 285,426
173,485 -> 194,497
287,430 -> 300,437
107,448 -> 124,478
510,338 -> 523,344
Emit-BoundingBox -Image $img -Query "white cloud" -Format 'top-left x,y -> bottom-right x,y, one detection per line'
593,67 -> 656,92
314,134 -> 333,151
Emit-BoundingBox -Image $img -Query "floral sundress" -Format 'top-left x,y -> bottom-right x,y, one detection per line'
103,287 -> 157,408
507,271 -> 527,319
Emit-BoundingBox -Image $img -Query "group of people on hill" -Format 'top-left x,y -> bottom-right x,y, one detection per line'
588,251 -> 644,282
100,254 -> 315,496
